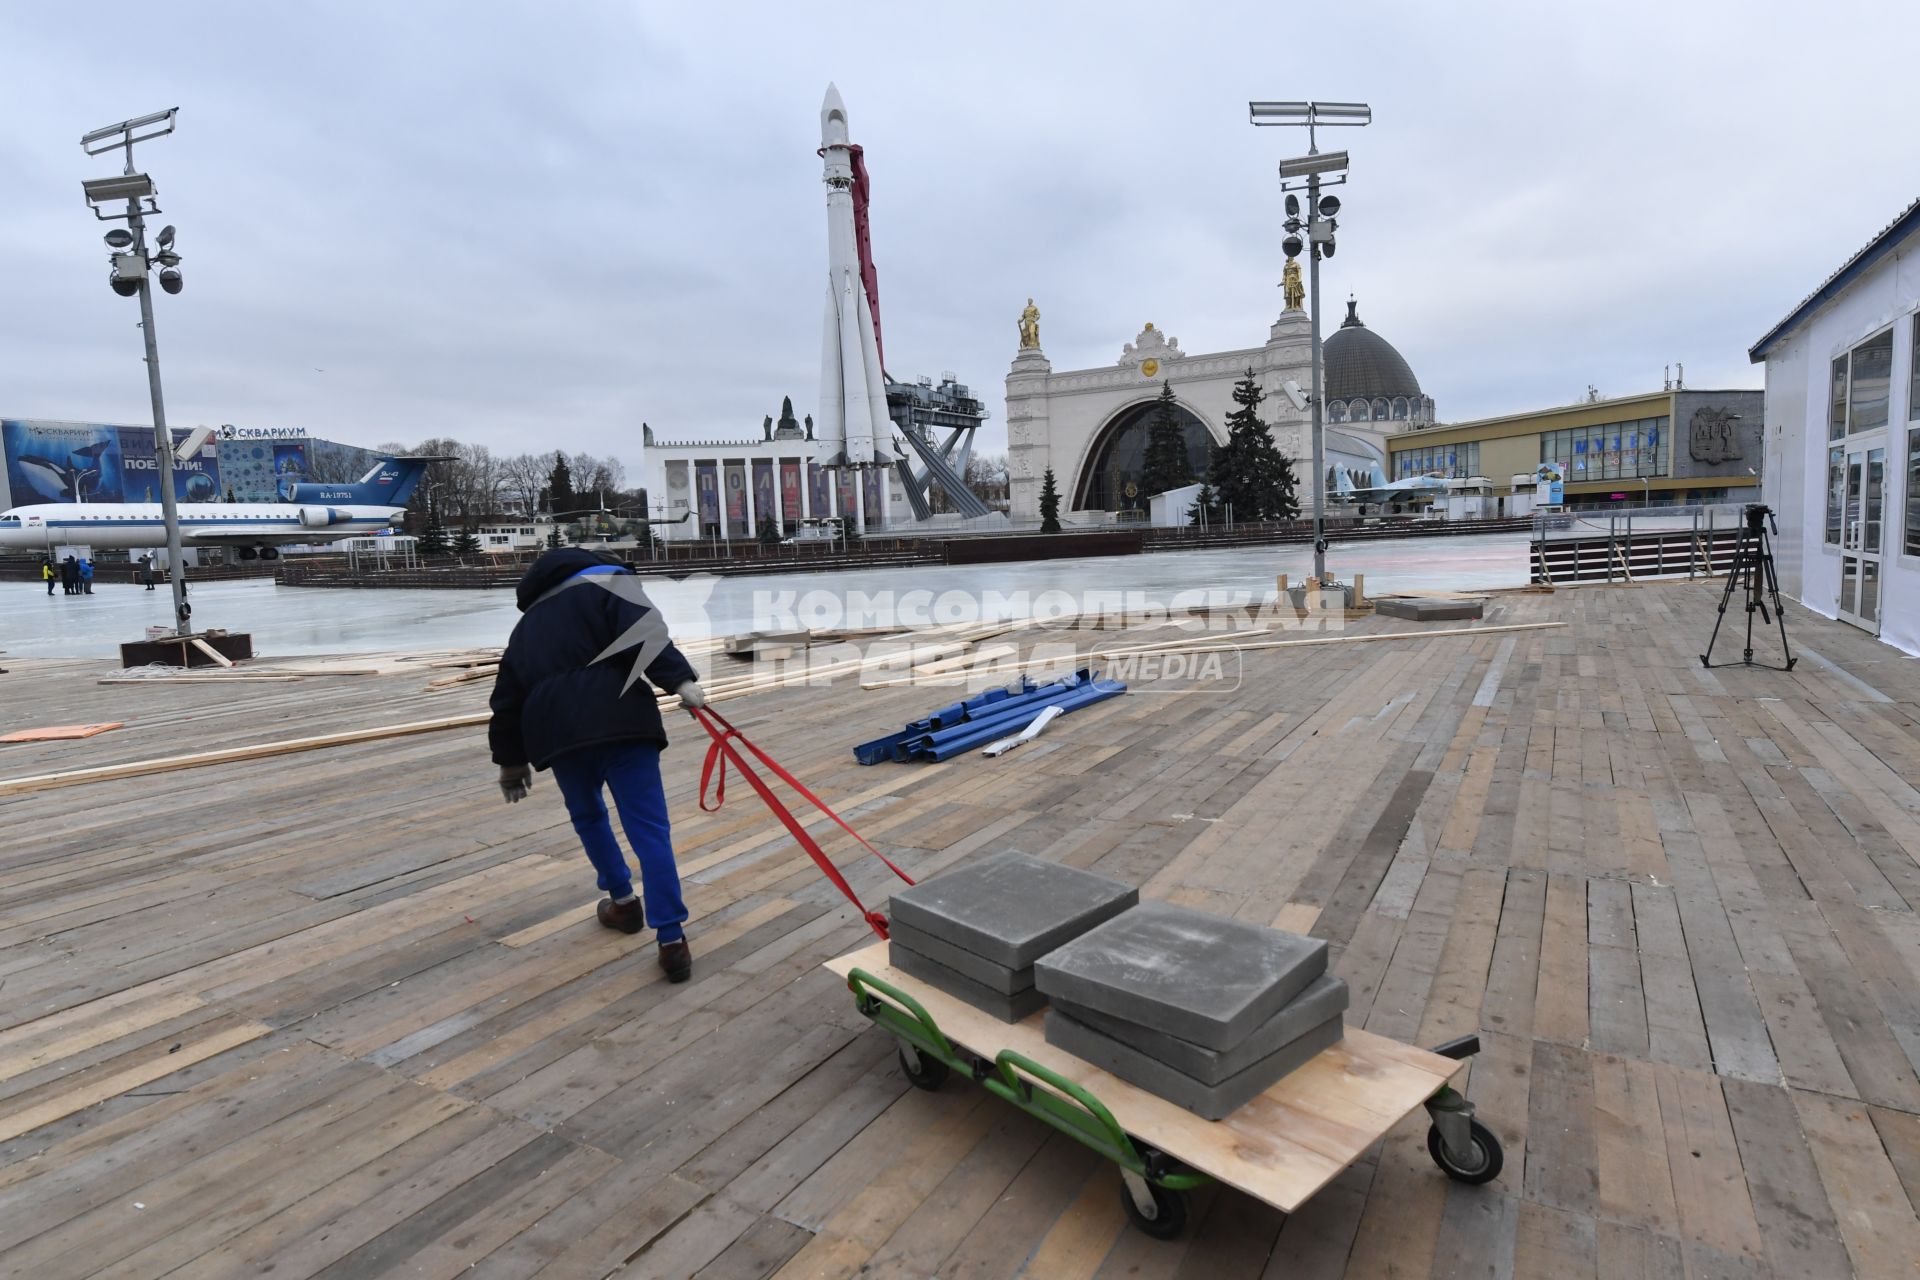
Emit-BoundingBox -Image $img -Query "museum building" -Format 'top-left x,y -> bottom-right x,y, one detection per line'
1005,296 -> 1427,523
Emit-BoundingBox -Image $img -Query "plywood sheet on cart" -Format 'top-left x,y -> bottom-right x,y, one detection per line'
825,942 -> 1459,1213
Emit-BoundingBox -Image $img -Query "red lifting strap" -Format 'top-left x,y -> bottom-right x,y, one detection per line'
689,705 -> 912,939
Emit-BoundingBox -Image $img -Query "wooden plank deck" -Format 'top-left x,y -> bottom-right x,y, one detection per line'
1,580 -> 1917,1277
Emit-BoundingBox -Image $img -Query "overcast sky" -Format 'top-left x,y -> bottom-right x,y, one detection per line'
3,2 -> 1916,469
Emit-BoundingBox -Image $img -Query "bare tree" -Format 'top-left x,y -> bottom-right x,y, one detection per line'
967,453 -> 1010,504
568,452 -> 626,504
498,452 -> 549,516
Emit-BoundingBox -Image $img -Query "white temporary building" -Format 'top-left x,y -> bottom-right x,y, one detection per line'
1751,197 -> 1920,652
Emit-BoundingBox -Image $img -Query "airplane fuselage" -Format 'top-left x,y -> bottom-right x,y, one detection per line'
0,501 -> 401,552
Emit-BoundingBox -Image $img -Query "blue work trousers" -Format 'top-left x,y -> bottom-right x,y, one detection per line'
548,741 -> 687,942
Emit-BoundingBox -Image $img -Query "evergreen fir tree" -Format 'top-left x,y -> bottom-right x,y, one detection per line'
1138,381 -> 1193,497
416,495 -> 451,556
1188,482 -> 1223,526
1038,467 -> 1062,533
1210,369 -> 1301,522
451,519 -> 481,556
547,454 -> 576,516
545,527 -> 563,549
757,514 -> 780,547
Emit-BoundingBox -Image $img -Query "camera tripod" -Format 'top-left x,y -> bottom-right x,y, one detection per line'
1701,504 -> 1796,671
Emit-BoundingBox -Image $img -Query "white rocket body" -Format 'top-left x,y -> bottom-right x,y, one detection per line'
817,84 -> 890,480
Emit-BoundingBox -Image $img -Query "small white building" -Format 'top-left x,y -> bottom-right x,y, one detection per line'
1751,197 -> 1920,650
455,518 -> 543,551
639,407 -> 895,542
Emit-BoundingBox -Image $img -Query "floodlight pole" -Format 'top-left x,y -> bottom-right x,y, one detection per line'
1306,168 -> 1329,588
127,198 -> 189,634
84,109 -> 190,634
1251,100 -> 1369,593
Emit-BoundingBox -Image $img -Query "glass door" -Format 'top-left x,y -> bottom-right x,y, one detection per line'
1839,446 -> 1885,630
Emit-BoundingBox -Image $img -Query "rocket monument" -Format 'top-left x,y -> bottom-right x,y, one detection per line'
816,83 -> 892,532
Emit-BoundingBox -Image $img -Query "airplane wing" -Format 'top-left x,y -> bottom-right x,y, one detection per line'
184,528 -> 371,547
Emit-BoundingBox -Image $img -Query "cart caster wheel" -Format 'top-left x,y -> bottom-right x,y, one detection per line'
1428,1119 -> 1503,1184
1119,1177 -> 1186,1239
898,1044 -> 949,1091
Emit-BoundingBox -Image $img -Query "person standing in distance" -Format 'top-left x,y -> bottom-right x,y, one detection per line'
487,547 -> 707,982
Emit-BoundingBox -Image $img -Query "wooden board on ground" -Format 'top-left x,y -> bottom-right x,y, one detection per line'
824,941 -> 1459,1215
0,723 -> 124,743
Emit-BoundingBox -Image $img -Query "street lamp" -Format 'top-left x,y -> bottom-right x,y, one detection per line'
80,107 -> 192,635
1250,99 -> 1371,593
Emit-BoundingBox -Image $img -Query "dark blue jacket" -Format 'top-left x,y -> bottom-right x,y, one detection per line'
488,549 -> 699,769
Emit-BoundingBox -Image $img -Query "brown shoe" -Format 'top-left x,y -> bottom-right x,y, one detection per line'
658,938 -> 692,984
597,897 -> 645,935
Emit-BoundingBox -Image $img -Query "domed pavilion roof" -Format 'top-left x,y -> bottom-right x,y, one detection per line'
1322,299 -> 1421,402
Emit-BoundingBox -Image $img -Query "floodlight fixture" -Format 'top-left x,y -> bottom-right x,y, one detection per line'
158,268 -> 182,294
1318,194 -> 1341,218
1248,101 -> 1312,124
80,107 -> 178,156
1282,234 -> 1304,258
174,424 -> 216,461
1284,193 -> 1300,217
1306,102 -> 1371,122
82,173 -> 155,205
1278,150 -> 1350,179
109,275 -> 140,297
103,228 -> 133,248
157,224 -> 175,248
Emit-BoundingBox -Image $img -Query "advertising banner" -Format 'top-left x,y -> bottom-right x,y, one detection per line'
694,461 -> 720,531
863,467 -> 882,526
808,461 -> 831,520
781,460 -> 803,523
272,442 -> 308,496
1534,461 -> 1565,506
752,459 -> 776,534
840,469 -> 857,519
3,419 -> 219,505
724,460 -> 748,538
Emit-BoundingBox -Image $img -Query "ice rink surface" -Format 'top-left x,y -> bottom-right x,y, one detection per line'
5,532 -> 1530,660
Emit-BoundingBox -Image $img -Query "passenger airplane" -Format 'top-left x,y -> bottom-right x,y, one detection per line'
1332,462 -> 1452,507
0,456 -> 434,560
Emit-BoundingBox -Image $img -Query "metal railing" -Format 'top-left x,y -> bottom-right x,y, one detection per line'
1531,503 -> 1749,584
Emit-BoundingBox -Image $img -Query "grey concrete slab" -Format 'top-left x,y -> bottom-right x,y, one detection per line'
1045,1009 -> 1345,1120
889,939 -> 1049,1023
1374,596 -> 1485,621
1033,902 -> 1327,1051
889,922 -> 1034,994
886,854 -> 1137,970
1050,973 -> 1348,1085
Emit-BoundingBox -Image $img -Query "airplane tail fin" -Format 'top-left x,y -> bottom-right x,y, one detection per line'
1333,467 -> 1355,498
1369,461 -> 1390,488
284,456 -> 445,506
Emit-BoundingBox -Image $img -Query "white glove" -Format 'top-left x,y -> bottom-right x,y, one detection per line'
499,763 -> 533,803
676,681 -> 708,710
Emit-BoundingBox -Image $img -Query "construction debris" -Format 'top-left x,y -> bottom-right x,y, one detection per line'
853,668 -> 1125,764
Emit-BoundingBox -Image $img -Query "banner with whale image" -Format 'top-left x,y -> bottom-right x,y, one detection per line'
3,419 -> 219,508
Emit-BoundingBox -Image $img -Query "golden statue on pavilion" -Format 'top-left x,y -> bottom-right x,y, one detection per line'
1282,258 -> 1306,312
1018,297 -> 1041,350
